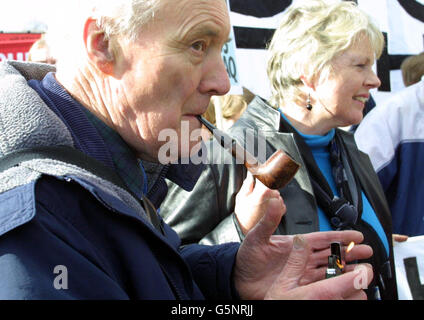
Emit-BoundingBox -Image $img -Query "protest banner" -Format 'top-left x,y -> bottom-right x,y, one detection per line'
394,236 -> 424,300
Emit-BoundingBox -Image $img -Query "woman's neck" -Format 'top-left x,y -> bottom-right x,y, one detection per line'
279,102 -> 334,136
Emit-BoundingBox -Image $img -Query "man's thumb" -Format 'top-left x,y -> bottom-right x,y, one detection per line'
275,235 -> 310,291
247,197 -> 283,242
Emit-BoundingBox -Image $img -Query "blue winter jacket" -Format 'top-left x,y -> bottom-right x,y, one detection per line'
0,61 -> 239,299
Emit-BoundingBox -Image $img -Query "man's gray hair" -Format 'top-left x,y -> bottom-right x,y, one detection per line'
91,0 -> 163,41
50,0 -> 163,72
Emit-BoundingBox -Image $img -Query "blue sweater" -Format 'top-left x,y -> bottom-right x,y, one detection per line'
280,113 -> 389,255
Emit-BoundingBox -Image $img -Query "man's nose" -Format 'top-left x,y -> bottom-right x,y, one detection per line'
199,53 -> 231,96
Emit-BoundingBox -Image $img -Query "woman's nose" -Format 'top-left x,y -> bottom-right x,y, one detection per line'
366,70 -> 381,89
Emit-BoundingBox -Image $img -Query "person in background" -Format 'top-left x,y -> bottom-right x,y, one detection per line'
201,87 -> 254,140
0,0 -> 372,300
400,52 -> 424,87
355,66 -> 424,237
28,34 -> 56,65
160,0 -> 397,300
352,52 -> 423,134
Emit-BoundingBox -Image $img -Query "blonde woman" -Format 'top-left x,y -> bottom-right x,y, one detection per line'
161,0 -> 397,300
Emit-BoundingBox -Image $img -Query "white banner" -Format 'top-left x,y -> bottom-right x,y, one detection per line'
394,236 -> 424,300
223,0 -> 242,95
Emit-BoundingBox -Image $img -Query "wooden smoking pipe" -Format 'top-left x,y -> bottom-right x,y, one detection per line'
197,115 -> 300,190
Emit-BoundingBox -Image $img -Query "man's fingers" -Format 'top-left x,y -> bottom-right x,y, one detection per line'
337,264 -> 373,299
304,230 -> 365,251
299,243 -> 373,285
273,235 -> 310,291
344,290 -> 368,300
299,267 -> 327,285
344,244 -> 373,263
268,261 -> 373,300
238,172 -> 255,196
308,244 -> 373,267
342,264 -> 373,299
302,264 -> 373,300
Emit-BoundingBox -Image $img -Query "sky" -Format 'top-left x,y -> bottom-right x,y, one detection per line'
0,0 -> 76,32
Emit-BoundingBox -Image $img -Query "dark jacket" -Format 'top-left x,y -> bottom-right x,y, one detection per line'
0,60 -> 239,299
160,96 -> 397,299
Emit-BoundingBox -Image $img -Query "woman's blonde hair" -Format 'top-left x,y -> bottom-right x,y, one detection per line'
267,0 -> 384,107
203,87 -> 255,125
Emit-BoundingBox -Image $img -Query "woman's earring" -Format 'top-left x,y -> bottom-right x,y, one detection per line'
306,93 -> 313,111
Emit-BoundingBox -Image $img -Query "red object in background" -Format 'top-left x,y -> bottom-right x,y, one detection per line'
0,33 -> 42,62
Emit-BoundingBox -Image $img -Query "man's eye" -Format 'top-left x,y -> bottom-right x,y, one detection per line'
191,41 -> 206,52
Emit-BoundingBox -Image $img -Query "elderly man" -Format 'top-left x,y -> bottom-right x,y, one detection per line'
0,0 -> 371,299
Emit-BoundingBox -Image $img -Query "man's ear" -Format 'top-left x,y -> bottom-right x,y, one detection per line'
83,18 -> 114,75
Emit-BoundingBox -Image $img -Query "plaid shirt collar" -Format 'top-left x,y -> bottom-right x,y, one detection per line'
83,109 -> 147,198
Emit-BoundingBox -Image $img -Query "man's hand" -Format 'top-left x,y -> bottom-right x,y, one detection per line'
234,172 -> 285,235
233,198 -> 373,300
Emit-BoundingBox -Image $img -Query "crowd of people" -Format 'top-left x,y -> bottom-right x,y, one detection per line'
0,0 -> 422,301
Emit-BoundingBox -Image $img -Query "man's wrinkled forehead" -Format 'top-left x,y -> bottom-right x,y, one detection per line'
157,0 -> 230,39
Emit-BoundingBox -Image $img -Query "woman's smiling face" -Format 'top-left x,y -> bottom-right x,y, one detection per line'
312,36 -> 381,129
